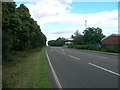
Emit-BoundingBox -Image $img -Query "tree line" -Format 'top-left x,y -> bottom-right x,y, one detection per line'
69,27 -> 120,53
48,37 -> 65,46
2,2 -> 46,61
72,27 -> 105,45
48,27 -> 105,46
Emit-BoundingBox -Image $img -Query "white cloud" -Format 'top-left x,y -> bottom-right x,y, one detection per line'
40,10 -> 118,40
43,26 -> 85,42
48,26 -> 82,34
14,0 -> 73,3
39,10 -> 117,25
24,0 -> 72,20
23,1 -> 117,26
44,12 -> 117,41
14,0 -> 119,2
19,1 -> 118,42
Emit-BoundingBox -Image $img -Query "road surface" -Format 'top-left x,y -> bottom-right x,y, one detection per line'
46,46 -> 119,88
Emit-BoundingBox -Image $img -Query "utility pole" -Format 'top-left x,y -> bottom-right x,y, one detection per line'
85,20 -> 87,29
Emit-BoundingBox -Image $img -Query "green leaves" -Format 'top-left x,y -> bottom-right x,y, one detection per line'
48,37 -> 65,46
2,2 -> 46,61
72,30 -> 84,45
83,27 -> 105,44
71,27 -> 105,45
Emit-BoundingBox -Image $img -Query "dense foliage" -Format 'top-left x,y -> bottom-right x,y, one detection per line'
48,27 -> 105,47
83,27 -> 105,44
68,44 -> 120,53
72,30 -> 84,45
48,37 -> 65,46
71,27 -> 105,45
69,28 -> 120,53
2,2 -> 46,61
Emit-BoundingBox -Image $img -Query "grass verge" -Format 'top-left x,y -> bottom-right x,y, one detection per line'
3,47 -> 53,88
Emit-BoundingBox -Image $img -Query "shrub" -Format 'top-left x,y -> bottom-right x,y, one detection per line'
102,45 -> 120,53
68,44 -> 120,53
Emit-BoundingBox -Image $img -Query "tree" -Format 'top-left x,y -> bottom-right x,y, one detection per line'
2,2 -> 47,61
2,2 -> 17,60
48,37 -> 65,46
73,34 -> 84,45
15,4 -> 46,49
48,40 -> 56,46
83,27 -> 105,44
71,30 -> 84,45
74,30 -> 80,37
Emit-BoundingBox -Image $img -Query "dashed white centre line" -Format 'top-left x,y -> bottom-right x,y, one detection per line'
89,63 -> 120,76
69,55 -> 80,61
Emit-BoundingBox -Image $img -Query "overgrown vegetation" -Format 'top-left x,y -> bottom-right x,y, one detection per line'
48,37 -> 65,46
48,27 -> 119,53
71,27 -> 105,45
2,2 -> 46,61
48,27 -> 105,47
2,1 -> 51,88
68,44 -> 120,53
68,27 -> 120,53
3,48 -> 53,88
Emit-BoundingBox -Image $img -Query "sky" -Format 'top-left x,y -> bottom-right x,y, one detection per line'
14,0 -> 118,43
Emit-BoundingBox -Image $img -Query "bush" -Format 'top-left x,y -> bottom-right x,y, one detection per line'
68,44 -> 120,53
68,44 -> 100,50
102,45 -> 120,53
100,48 -> 107,52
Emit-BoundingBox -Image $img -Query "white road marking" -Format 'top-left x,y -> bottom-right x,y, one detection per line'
69,55 -> 80,61
89,63 -> 120,76
46,50 -> 62,88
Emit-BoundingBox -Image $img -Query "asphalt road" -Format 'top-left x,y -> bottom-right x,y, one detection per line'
46,46 -> 119,88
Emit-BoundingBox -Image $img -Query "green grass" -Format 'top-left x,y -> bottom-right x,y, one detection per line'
3,47 -> 53,88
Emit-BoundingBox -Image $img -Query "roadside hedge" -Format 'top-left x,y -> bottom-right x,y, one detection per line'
68,44 -> 120,53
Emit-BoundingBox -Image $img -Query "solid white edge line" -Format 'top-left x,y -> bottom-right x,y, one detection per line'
46,50 -> 62,88
89,63 -> 120,76
69,55 -> 80,60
